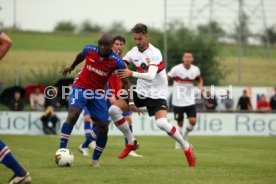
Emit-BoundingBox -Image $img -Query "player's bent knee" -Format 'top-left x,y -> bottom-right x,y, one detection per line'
98,125 -> 109,135
84,115 -> 92,122
189,118 -> 197,125
109,105 -> 123,121
155,118 -> 171,132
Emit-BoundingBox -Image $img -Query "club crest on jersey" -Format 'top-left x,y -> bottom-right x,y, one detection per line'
184,76 -> 190,80
140,63 -> 147,69
188,73 -> 195,78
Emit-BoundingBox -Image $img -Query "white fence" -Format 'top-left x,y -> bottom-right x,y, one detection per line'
0,111 -> 275,136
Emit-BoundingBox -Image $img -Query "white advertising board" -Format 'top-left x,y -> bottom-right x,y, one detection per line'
0,111 -> 275,136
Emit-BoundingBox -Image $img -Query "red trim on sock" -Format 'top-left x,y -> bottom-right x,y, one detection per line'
168,126 -> 176,136
0,147 -> 9,159
115,118 -> 126,126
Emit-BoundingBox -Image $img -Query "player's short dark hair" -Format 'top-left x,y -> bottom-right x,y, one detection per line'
183,50 -> 194,54
113,35 -> 126,44
131,23 -> 148,34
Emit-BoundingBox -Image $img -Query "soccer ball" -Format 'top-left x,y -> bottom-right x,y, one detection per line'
55,148 -> 74,167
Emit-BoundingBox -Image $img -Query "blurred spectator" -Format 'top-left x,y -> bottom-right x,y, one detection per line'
44,86 -> 61,111
257,94 -> 271,112
195,92 -> 205,112
236,90 -> 252,111
41,86 -> 61,134
270,87 -> 276,112
221,90 -> 234,111
203,89 -> 217,111
40,106 -> 59,134
30,88 -> 45,111
9,91 -> 24,111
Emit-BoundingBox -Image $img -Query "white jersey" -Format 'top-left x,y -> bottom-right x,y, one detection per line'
123,43 -> 168,100
168,64 -> 201,107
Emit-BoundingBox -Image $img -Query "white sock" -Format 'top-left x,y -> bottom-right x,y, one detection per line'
116,119 -> 135,145
109,105 -> 135,144
177,125 -> 183,136
156,118 -> 190,150
183,122 -> 194,140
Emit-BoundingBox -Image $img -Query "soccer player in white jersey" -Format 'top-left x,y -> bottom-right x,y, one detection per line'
109,23 -> 196,167
168,51 -> 203,149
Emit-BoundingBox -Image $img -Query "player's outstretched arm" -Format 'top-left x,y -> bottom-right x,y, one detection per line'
118,65 -> 158,80
62,52 -> 85,76
0,32 -> 13,61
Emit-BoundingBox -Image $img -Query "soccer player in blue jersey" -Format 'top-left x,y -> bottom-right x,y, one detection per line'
78,36 -> 142,158
0,31 -> 32,183
58,34 -> 142,167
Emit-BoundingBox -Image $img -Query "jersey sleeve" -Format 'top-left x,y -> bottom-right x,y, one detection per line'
195,67 -> 202,81
149,49 -> 163,65
82,45 -> 98,56
116,58 -> 126,70
167,67 -> 176,79
123,50 -> 133,65
197,67 -> 201,77
110,53 -> 126,70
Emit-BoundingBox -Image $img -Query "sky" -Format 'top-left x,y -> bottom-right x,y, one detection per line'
0,0 -> 275,33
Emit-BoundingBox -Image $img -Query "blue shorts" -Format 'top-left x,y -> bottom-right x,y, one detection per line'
122,111 -> 131,117
69,86 -> 109,123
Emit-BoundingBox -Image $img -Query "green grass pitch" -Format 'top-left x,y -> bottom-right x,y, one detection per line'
0,135 -> 276,184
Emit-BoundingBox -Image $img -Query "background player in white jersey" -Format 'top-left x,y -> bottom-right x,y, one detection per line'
168,51 -> 203,149
110,23 -> 196,166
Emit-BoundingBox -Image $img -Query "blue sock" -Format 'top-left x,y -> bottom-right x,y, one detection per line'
0,140 -> 26,177
125,124 -> 133,145
82,121 -> 92,148
82,125 -> 97,148
92,123 -> 96,129
84,121 -> 91,130
59,122 -> 73,148
92,129 -> 107,161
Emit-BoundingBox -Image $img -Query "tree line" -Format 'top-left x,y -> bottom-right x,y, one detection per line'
54,19 -> 276,46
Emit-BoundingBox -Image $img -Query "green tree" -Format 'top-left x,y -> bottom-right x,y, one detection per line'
197,21 -> 225,40
232,12 -> 251,44
54,21 -> 76,32
260,26 -> 276,45
79,20 -> 102,33
108,21 -> 127,34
